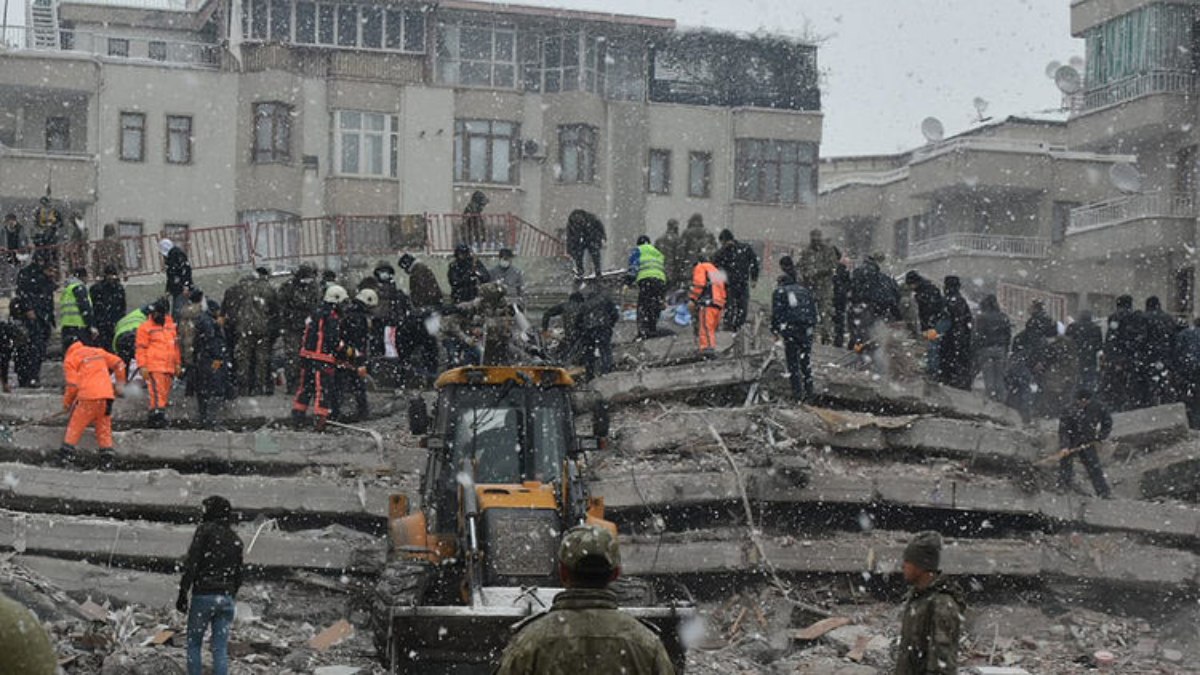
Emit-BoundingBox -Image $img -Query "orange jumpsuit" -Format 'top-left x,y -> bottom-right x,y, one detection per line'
135,316 -> 180,412
689,261 -> 726,353
63,341 -> 126,449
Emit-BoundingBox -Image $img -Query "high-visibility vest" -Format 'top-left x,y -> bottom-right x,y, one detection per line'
113,307 -> 147,350
58,282 -> 86,329
635,244 -> 666,283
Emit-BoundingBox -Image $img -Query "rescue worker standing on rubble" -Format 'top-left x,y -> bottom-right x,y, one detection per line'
161,239 -> 192,318
233,268 -> 278,396
194,300 -> 231,429
59,266 -> 96,351
938,276 -> 974,390
576,285 -> 620,379
496,525 -> 676,675
798,229 -> 839,344
771,272 -> 818,402
895,531 -> 963,675
292,285 -> 349,431
627,235 -> 667,340
278,264 -> 321,393
655,218 -> 686,292
848,254 -> 900,354
689,253 -> 726,358
1102,295 -> 1143,411
832,255 -> 851,348
178,495 -> 244,675
113,302 -> 150,368
135,298 -> 179,429
680,214 -> 717,276
542,290 -> 586,366
339,288 -> 376,421
904,270 -> 946,375
713,229 -> 760,333
15,260 -> 55,387
60,334 -> 126,469
1057,388 -> 1113,499
358,262 -> 404,357
398,253 -> 443,311
448,243 -> 490,304
90,265 -> 126,356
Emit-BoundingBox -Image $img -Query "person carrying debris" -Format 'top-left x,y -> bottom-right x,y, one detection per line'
627,235 -> 667,340
58,266 -> 96,351
496,525 -> 675,675
135,298 -> 180,428
771,273 -> 818,402
60,333 -> 126,469
895,531 -> 963,675
292,284 -> 349,431
178,495 -> 244,675
689,253 -> 725,358
1056,388 -> 1113,499
713,229 -> 760,333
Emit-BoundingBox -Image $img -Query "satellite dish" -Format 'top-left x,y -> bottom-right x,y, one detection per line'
973,97 -> 990,121
1054,65 -> 1082,95
920,117 -> 945,143
1045,60 -> 1063,79
1068,55 -> 1085,71
1108,163 -> 1142,194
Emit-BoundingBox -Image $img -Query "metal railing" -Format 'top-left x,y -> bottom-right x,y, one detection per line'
910,136 -> 1069,163
905,232 -> 1051,261
1068,192 -> 1196,233
0,25 -> 220,67
1080,70 -> 1195,112
996,281 -> 1068,325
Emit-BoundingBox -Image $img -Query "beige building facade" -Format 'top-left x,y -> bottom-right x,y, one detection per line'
0,0 -> 823,269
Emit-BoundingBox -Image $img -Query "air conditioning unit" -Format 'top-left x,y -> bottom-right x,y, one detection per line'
521,139 -> 544,160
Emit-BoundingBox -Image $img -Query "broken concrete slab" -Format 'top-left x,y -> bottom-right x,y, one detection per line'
12,555 -> 178,609
613,331 -> 736,368
593,357 -> 763,404
0,510 -> 380,572
0,392 -> 400,425
816,366 -> 1023,427
0,462 -> 400,523
614,409 -> 760,454
1108,440 -> 1200,501
884,417 -> 1041,463
1033,404 -> 1190,456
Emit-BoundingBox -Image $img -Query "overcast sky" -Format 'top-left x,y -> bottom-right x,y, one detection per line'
523,0 -> 1083,157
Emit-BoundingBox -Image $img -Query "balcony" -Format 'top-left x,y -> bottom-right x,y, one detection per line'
0,146 -> 97,201
1069,192 -> 1194,233
1066,192 -> 1196,260
1069,71 -> 1195,149
905,233 -> 1051,263
1,26 -> 220,68
1078,71 -> 1194,113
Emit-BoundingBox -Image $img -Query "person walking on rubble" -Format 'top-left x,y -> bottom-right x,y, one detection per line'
136,298 -> 180,429
972,294 -> 1011,402
292,284 -> 350,431
1056,388 -> 1113,499
496,525 -> 675,675
60,333 -> 126,469
178,495 -> 244,675
627,235 -> 667,340
895,531 -> 964,675
798,228 -> 839,344
689,253 -> 725,358
771,272 -> 818,402
713,228 -> 760,333
655,218 -> 686,292
58,266 -> 96,352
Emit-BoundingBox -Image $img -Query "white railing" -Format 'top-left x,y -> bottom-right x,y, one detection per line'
1068,191 -> 1196,233
910,136 -> 1069,163
905,232 -> 1051,261
820,166 -> 910,194
1080,70 -> 1195,112
0,25 -> 219,67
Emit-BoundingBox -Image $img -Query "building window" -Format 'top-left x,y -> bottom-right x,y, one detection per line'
688,151 -> 711,198
335,110 -> 398,178
118,221 -> 144,270
647,149 -> 671,195
558,124 -> 596,184
166,115 -> 193,165
253,102 -> 291,163
454,120 -> 518,184
1052,201 -> 1079,243
246,0 -> 424,52
162,223 -> 190,254
119,112 -> 145,162
537,30 -> 606,94
148,41 -> 167,60
734,139 -> 817,205
45,117 -> 70,153
437,22 -> 516,88
107,38 -> 129,57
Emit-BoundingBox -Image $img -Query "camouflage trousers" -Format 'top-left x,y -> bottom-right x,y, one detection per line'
235,330 -> 275,396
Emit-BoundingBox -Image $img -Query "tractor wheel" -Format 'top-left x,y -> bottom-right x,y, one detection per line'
370,560 -> 432,671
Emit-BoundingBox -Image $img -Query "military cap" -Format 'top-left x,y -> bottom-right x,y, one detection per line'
559,525 -> 620,573
903,530 -> 943,572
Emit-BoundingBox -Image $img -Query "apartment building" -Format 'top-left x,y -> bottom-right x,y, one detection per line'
0,0 -> 823,266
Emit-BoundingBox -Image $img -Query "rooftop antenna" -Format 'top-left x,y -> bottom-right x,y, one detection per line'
1108,162 -> 1143,194
973,97 -> 991,123
920,117 -> 945,144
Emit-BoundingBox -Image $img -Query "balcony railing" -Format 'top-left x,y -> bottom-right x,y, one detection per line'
1079,70 -> 1195,113
905,233 -> 1051,262
1068,192 -> 1196,234
0,26 -> 220,67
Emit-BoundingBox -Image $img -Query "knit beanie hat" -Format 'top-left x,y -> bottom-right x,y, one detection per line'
903,531 -> 942,572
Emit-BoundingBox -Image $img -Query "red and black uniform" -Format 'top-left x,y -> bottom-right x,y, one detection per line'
291,303 -> 343,428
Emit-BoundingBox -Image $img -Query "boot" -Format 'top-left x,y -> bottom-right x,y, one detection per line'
97,448 -> 116,471
314,415 -> 328,432
290,409 -> 306,429
57,444 -> 77,468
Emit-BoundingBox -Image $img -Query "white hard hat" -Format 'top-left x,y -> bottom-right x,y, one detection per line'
324,284 -> 349,304
356,288 -> 379,308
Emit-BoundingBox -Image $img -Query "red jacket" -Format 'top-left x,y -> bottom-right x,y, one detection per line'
64,341 -> 126,407
135,316 -> 181,374
689,261 -> 726,309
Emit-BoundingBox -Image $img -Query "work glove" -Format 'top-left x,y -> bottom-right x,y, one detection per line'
924,329 -> 939,341
175,591 -> 188,614
211,360 -> 223,371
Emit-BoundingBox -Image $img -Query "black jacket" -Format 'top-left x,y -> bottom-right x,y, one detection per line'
165,248 -> 193,296
832,263 -> 850,311
713,241 -> 760,288
448,258 -> 490,304
16,264 -> 55,327
90,279 -> 127,330
194,311 -> 228,364
1065,318 -> 1103,368
849,261 -> 900,321
1105,308 -> 1143,363
575,291 -> 619,336
342,300 -> 372,355
1141,308 -> 1178,366
973,308 -> 1012,351
1059,399 -> 1112,449
180,521 -> 244,596
911,278 -> 946,331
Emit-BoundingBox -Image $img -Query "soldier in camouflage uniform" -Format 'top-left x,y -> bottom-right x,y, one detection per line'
654,219 -> 686,292
496,525 -> 675,675
895,531 -> 964,675
277,264 -> 321,393
233,268 -> 279,396
679,214 -> 717,278
797,229 -> 840,344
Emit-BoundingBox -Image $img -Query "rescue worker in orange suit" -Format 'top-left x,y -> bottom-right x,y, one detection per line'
292,285 -> 350,431
60,334 -> 126,469
688,253 -> 726,358
135,298 -> 180,429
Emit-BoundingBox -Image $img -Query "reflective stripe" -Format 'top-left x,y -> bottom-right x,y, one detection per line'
59,282 -> 86,328
635,244 -> 666,282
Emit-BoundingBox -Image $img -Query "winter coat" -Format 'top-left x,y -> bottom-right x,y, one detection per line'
1105,308 -> 1144,364
63,341 -> 126,405
972,308 -> 1012,351
689,261 -> 726,309
575,291 -> 620,336
176,300 -> 204,367
135,316 -> 180,375
1059,398 -> 1113,449
679,223 -> 717,268
712,241 -> 760,289
16,264 -> 55,328
89,279 -> 126,331
193,310 -> 228,365
832,263 -> 851,312
771,280 -> 818,338
654,231 -> 686,288
1065,317 -> 1103,371
939,291 -> 974,388
1175,326 -> 1200,374
797,242 -> 839,289
278,276 -> 321,335
1141,308 -> 1179,367
407,262 -> 444,310
448,258 -> 490,305
910,278 -> 946,331
234,276 -> 278,336
894,576 -> 964,675
164,247 -> 192,296
849,261 -> 901,321
341,300 -> 372,356
489,264 -> 525,303
180,521 -> 244,597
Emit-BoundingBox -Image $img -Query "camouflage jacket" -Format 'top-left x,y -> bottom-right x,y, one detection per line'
894,576 -> 964,675
495,588 -> 675,675
798,242 -> 839,287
